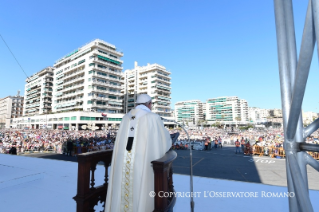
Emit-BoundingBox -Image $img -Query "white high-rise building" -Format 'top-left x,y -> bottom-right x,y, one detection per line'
0,92 -> 24,128
52,39 -> 124,114
248,107 -> 270,122
206,96 -> 248,123
202,103 -> 206,120
239,99 -> 249,122
174,100 -> 203,125
23,67 -> 54,116
122,62 -> 171,117
303,111 -> 318,125
269,109 -> 282,118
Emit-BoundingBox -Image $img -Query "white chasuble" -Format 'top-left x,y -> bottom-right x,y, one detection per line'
105,107 -> 172,212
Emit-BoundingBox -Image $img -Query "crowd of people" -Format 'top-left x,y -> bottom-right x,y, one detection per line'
171,127 -> 319,156
1,126 -> 319,156
0,129 -> 116,155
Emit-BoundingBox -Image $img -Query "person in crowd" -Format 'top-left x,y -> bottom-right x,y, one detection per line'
205,140 -> 208,150
235,139 -> 240,154
218,136 -> 222,148
67,139 -> 73,156
241,137 -> 245,153
214,138 -> 218,149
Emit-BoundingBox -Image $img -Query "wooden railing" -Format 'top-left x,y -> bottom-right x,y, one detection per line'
73,150 -> 113,212
73,149 -> 177,212
152,150 -> 177,212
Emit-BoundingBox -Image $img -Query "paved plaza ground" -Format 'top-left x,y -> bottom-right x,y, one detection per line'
21,145 -> 319,190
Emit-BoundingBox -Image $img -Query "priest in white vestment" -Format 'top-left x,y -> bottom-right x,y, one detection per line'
105,94 -> 172,212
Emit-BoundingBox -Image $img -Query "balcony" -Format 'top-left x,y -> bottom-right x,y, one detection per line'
93,65 -> 121,76
56,104 -> 83,110
94,58 -> 123,71
63,84 -> 84,92
63,77 -> 85,88
91,81 -> 114,88
107,105 -> 122,110
91,72 -> 121,83
64,69 -> 85,79
61,91 -> 84,99
154,73 -> 171,80
96,43 -> 124,57
91,49 -> 123,64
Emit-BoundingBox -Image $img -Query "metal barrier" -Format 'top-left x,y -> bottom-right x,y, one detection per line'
274,0 -> 319,211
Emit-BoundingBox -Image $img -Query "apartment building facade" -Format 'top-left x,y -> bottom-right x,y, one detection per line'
10,111 -> 124,130
122,62 -> 171,117
0,93 -> 24,128
52,39 -> 124,114
269,109 -> 282,118
303,111 -> 318,125
206,96 -> 248,124
23,67 -> 54,116
174,100 -> 203,125
248,107 -> 270,122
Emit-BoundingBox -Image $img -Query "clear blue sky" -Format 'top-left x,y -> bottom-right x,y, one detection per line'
0,0 -> 318,111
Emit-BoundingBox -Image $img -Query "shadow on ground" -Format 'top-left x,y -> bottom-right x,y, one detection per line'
173,146 -> 262,183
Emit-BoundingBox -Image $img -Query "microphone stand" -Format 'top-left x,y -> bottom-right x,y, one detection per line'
162,117 -> 195,212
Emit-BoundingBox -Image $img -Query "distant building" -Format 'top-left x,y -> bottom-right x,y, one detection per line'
174,100 -> 204,125
0,92 -> 24,128
23,67 -> 54,116
122,62 -> 171,117
248,107 -> 270,122
202,103 -> 206,120
206,96 -> 248,124
269,109 -> 282,118
170,109 -> 175,118
52,39 -> 124,114
303,111 -> 318,125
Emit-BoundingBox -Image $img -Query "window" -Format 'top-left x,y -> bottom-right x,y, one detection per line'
98,50 -> 108,55
78,59 -> 85,65
109,95 -> 116,99
89,70 -> 95,74
109,75 -> 117,79
64,117 -> 70,121
108,118 -> 122,121
97,55 -> 121,65
88,78 -> 91,81
97,71 -> 107,76
96,101 -> 106,105
97,86 -> 107,90
97,64 -> 107,69
80,116 -> 95,121
87,100 -> 92,104
71,116 -> 77,121
109,54 -> 117,59
89,63 -> 95,67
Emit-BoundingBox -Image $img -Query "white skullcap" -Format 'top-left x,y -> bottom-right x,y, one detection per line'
136,94 -> 152,104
